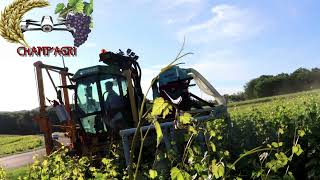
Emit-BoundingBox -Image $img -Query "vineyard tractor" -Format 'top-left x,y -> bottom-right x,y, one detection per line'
33,49 -> 232,166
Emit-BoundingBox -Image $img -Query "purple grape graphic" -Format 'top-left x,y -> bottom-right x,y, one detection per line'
65,13 -> 92,47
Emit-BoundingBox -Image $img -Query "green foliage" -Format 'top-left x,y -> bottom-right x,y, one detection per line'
90,158 -> 119,179
0,135 -> 43,157
151,97 -> 173,118
292,144 -> 303,156
149,97 -> 173,148
27,148 -> 89,180
67,0 -> 79,7
17,87 -> 320,179
74,0 -> 84,13
55,3 -> 65,14
56,0 -> 93,19
178,112 -> 191,125
6,166 -> 30,180
84,0 -> 93,16
211,160 -> 225,179
0,167 -> 5,180
154,120 -> 163,147
170,167 -> 190,180
148,169 -> 158,179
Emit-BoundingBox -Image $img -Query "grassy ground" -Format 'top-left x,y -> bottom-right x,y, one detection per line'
5,166 -> 30,180
0,135 -> 43,157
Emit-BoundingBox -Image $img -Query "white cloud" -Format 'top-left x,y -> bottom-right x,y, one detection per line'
140,50 -> 252,99
181,50 -> 254,94
153,0 -> 204,25
178,4 -> 263,43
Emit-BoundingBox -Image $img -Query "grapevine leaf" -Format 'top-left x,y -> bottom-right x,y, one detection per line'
149,169 -> 158,179
271,142 -> 279,148
292,144 -> 303,156
55,3 -> 65,14
218,164 -> 225,178
211,160 -> 219,178
188,126 -> 197,134
227,163 -> 235,170
283,172 -> 295,180
179,112 -> 192,124
154,120 -> 163,147
162,105 -> 171,119
170,167 -> 190,180
151,97 -> 172,118
74,0 -> 84,13
68,0 -> 78,8
267,144 -> 272,148
84,0 -> 93,16
278,128 -> 284,135
210,130 -> 216,138
90,20 -> 94,28
224,150 -> 230,156
298,130 -> 305,137
292,145 -> 298,154
210,142 -> 216,152
212,160 -> 225,178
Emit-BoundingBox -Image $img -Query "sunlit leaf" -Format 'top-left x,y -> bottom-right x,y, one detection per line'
151,97 -> 172,118
298,130 -> 305,137
74,0 -> 84,13
149,169 -> 158,179
188,126 -> 197,134
154,120 -> 163,147
210,142 -> 216,152
179,112 -> 192,124
68,0 -> 78,7
170,167 -> 190,180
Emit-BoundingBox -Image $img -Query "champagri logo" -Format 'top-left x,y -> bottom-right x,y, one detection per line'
17,46 -> 77,57
0,0 -> 94,48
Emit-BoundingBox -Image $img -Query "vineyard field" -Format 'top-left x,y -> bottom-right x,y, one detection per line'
0,135 -> 43,157
2,90 -> 320,179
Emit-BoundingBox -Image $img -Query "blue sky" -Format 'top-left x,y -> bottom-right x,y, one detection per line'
0,0 -> 319,111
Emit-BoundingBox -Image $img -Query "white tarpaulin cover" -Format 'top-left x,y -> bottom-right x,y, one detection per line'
188,68 -> 226,105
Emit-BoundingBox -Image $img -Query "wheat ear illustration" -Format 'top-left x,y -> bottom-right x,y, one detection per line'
0,0 -> 49,47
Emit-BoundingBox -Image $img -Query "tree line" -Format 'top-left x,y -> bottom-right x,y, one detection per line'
225,67 -> 320,102
0,109 -> 60,135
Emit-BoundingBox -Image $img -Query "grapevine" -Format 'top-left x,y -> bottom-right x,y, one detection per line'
55,0 -> 93,47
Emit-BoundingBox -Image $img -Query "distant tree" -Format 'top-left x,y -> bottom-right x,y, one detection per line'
224,92 -> 246,102
243,67 -> 320,99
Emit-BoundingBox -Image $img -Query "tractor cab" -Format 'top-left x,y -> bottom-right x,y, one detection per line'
72,65 -> 133,136
69,50 -> 143,156
72,51 -> 143,154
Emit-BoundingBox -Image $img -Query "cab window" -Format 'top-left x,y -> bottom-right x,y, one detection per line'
77,82 -> 101,114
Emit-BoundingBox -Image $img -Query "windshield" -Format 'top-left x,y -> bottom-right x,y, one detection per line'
77,82 -> 101,114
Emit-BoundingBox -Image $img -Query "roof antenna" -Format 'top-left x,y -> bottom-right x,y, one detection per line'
61,56 -> 66,68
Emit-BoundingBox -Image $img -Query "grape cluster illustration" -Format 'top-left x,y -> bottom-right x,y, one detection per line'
65,13 -> 91,47
55,0 -> 93,47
